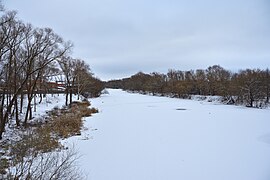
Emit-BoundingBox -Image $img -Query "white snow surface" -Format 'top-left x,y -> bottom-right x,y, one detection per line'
67,89 -> 270,180
1,94 -> 80,141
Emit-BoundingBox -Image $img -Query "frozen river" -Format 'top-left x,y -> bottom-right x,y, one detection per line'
67,89 -> 270,180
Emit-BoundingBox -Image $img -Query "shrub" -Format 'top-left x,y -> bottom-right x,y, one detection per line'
7,146 -> 82,180
50,113 -> 82,138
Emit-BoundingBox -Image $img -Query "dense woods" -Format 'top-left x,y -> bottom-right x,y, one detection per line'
0,10 -> 104,139
106,65 -> 270,108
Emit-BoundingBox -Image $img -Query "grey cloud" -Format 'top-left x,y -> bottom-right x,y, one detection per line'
4,0 -> 270,80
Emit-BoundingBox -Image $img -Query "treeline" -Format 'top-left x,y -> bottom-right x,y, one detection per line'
106,65 -> 270,108
0,10 -> 103,139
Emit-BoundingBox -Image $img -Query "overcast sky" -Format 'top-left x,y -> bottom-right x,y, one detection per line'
3,0 -> 270,80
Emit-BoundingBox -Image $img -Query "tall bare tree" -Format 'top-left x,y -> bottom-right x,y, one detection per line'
0,11 -> 72,138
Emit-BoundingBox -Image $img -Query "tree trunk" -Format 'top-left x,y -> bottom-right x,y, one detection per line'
15,97 -> 19,126
24,95 -> 32,126
20,92 -> 24,113
65,88 -> 69,106
249,91 -> 254,107
69,89 -> 72,105
34,93 -> 36,112
39,93 -> 42,104
0,91 -> 5,140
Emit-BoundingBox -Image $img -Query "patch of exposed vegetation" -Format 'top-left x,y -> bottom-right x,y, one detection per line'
0,158 -> 9,175
46,100 -> 98,138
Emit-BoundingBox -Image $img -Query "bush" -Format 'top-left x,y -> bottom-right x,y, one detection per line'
50,112 -> 83,138
7,146 -> 82,180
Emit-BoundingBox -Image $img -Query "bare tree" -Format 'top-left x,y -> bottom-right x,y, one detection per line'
195,69 -> 207,95
58,57 -> 103,104
0,11 -> 26,138
262,69 -> 270,103
0,11 -> 72,138
22,27 -> 72,124
58,56 -> 74,106
236,69 -> 264,107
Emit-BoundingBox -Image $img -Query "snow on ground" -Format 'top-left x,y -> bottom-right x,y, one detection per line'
1,94 -> 64,141
1,94 -> 80,141
67,89 -> 270,180
31,94 -> 67,118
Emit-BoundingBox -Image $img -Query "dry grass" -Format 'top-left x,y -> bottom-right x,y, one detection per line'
10,129 -> 60,163
0,158 -> 8,175
47,100 -> 98,138
78,106 -> 99,117
49,112 -> 82,138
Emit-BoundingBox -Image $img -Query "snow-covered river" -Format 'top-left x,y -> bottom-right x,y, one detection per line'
67,89 -> 270,180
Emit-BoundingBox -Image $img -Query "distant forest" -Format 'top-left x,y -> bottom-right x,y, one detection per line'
106,65 -> 270,108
